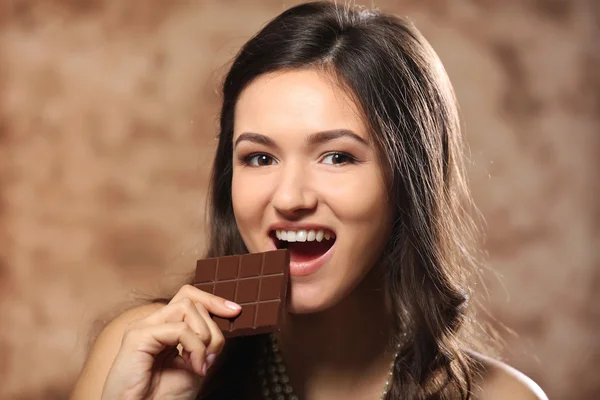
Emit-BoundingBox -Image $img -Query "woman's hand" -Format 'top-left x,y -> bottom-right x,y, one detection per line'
100,284 -> 241,400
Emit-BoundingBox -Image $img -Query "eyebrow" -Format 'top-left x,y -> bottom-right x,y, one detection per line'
234,129 -> 369,148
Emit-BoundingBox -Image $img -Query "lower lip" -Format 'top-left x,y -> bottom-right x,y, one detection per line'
270,239 -> 336,277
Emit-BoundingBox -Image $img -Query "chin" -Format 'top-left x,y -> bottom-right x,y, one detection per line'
286,300 -> 330,314
284,282 -> 343,314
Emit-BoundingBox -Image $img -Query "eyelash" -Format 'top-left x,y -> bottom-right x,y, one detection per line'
239,153 -> 276,167
238,152 -> 359,167
321,152 -> 358,165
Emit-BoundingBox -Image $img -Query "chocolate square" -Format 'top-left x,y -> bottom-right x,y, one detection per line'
214,281 -> 236,300
263,250 -> 288,275
216,256 -> 239,280
236,278 -> 260,303
233,304 -> 256,330
259,275 -> 282,301
255,301 -> 280,327
195,258 -> 217,283
240,252 -> 263,278
215,317 -> 231,332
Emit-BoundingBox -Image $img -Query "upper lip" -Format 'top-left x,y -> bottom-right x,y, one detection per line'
268,223 -> 336,235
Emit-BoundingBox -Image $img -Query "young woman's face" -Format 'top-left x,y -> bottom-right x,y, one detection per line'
231,69 -> 393,313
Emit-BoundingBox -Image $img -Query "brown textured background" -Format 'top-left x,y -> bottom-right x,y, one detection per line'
0,1 -> 598,399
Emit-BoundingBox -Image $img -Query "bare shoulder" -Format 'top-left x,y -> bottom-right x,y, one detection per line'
469,351 -> 548,400
69,302 -> 166,400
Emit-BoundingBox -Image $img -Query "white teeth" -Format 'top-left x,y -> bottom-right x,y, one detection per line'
275,228 -> 333,243
296,230 -> 307,242
315,230 -> 324,242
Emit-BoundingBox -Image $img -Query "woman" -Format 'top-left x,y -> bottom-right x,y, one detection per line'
70,2 -> 547,399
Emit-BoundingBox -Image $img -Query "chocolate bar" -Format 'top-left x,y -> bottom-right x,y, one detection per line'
193,249 -> 289,337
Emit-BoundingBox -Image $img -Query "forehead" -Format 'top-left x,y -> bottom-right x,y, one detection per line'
233,69 -> 367,139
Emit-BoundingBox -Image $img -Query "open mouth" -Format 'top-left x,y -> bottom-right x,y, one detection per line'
270,228 -> 336,263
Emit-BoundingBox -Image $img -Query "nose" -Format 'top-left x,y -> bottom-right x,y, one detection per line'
272,162 -> 317,218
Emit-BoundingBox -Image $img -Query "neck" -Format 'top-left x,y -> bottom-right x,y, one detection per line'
276,268 -> 396,399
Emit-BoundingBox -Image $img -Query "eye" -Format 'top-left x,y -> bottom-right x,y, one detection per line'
321,152 -> 356,165
244,153 -> 276,167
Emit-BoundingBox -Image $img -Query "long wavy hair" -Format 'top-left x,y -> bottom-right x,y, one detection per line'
197,2 -> 485,399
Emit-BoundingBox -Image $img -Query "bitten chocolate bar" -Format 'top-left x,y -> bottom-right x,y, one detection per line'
193,249 -> 290,338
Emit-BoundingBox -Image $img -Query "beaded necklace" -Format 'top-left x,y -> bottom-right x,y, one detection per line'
258,333 -> 406,400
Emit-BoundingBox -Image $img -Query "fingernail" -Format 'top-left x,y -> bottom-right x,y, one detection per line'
201,362 -> 208,376
206,353 -> 216,369
225,300 -> 241,310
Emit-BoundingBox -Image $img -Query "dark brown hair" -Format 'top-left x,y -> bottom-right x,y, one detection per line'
199,2 -> 484,398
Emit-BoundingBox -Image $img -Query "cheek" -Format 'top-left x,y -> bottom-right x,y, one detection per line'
319,169 -> 392,274
319,170 -> 389,224
232,173 -> 253,223
231,170 -> 271,236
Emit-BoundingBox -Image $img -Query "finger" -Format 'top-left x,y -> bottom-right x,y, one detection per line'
144,298 -> 212,344
182,349 -> 191,365
124,322 -> 207,375
171,284 -> 242,318
195,304 -> 226,357
169,354 -> 196,373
